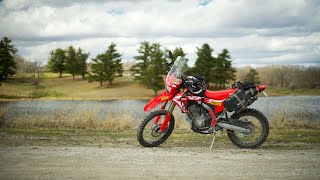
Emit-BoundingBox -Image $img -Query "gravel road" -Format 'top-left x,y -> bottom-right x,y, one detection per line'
0,145 -> 319,179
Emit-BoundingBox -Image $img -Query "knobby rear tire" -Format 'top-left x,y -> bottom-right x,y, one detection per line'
137,110 -> 175,147
227,108 -> 269,149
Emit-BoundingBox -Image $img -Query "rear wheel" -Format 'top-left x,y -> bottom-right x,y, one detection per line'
227,108 -> 269,149
137,110 -> 175,147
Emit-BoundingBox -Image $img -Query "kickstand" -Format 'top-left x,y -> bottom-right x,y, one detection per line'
209,130 -> 217,150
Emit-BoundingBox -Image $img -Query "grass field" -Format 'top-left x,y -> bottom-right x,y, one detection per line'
1,128 -> 319,148
0,73 -> 156,100
1,101 -> 319,148
1,73 -> 320,100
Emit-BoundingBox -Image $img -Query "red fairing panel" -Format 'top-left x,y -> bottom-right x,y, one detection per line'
144,91 -> 174,112
205,88 -> 237,100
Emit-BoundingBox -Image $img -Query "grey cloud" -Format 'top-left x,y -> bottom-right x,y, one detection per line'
0,0 -> 319,66
223,0 -> 320,28
1,0 -> 100,10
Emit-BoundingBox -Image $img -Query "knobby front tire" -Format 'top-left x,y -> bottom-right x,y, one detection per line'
137,110 -> 175,147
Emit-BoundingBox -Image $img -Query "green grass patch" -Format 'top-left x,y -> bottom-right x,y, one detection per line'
27,85 -> 65,98
0,128 -> 136,138
268,128 -> 320,143
265,86 -> 320,96
1,128 -> 319,146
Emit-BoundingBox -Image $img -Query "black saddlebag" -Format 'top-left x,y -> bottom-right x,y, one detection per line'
223,81 -> 258,112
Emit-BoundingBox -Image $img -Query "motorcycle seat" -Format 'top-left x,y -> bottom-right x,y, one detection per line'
205,89 -> 237,100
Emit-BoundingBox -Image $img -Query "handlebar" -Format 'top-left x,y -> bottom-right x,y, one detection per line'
229,81 -> 241,89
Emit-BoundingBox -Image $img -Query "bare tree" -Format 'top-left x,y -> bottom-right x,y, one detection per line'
273,65 -> 294,87
250,64 -> 320,89
28,60 -> 44,85
235,66 -> 251,82
14,54 -> 27,73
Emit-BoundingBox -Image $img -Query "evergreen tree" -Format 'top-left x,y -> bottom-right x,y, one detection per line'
0,37 -> 17,81
172,47 -> 187,61
88,43 -> 122,87
47,48 -> 66,78
131,41 -> 151,82
107,43 -> 122,84
216,49 -> 236,88
65,46 -> 78,79
193,43 -> 216,88
245,68 -> 260,84
131,42 -> 167,95
89,54 -> 106,87
144,43 -> 167,95
76,48 -> 89,79
164,47 -> 188,69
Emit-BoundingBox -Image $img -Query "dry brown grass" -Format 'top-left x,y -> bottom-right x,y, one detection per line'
0,107 -> 137,131
270,114 -> 320,129
1,105 -> 319,131
268,100 -> 320,129
1,96 -> 319,131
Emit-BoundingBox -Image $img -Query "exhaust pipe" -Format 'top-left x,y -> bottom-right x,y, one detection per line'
216,122 -> 250,133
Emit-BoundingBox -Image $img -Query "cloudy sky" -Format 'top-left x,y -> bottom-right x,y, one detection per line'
0,0 -> 319,66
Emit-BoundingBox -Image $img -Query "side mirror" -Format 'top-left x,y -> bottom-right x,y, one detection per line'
165,66 -> 170,73
166,51 -> 174,73
169,51 -> 174,61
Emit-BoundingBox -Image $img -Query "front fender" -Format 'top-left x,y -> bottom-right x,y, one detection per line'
144,91 -> 174,112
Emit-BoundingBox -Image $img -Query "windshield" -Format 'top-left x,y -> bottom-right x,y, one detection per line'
166,56 -> 188,81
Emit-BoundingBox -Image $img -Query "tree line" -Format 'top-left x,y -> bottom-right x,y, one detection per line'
3,36 -> 319,93
237,65 -> 320,89
130,42 -> 237,94
47,43 -> 124,87
48,41 -> 237,93
0,37 -> 237,93
48,46 -> 89,79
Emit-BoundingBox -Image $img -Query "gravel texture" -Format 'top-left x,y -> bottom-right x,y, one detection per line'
0,145 -> 319,179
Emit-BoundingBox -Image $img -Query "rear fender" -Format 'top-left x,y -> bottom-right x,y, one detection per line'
257,85 -> 267,92
144,91 -> 174,112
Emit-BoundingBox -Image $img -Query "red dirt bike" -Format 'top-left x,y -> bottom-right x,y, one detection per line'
137,52 -> 269,149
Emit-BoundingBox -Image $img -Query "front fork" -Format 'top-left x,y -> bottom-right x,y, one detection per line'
154,101 -> 168,124
154,101 -> 176,132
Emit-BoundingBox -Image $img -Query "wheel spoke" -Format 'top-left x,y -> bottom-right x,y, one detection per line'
235,116 -> 263,144
137,110 -> 175,147
227,109 -> 269,148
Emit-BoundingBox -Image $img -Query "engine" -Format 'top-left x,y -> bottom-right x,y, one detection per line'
186,102 -> 212,129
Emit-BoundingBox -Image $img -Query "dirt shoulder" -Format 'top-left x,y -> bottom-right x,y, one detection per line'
0,129 -> 320,179
0,145 -> 319,179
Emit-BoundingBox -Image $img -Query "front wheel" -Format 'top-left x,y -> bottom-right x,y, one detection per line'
227,108 -> 269,149
137,110 -> 175,147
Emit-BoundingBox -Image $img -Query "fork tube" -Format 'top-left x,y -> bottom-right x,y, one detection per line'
159,102 -> 176,131
168,102 -> 176,113
154,101 -> 169,124
161,101 -> 168,109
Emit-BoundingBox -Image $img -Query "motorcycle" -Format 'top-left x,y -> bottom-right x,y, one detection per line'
137,51 -> 269,149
